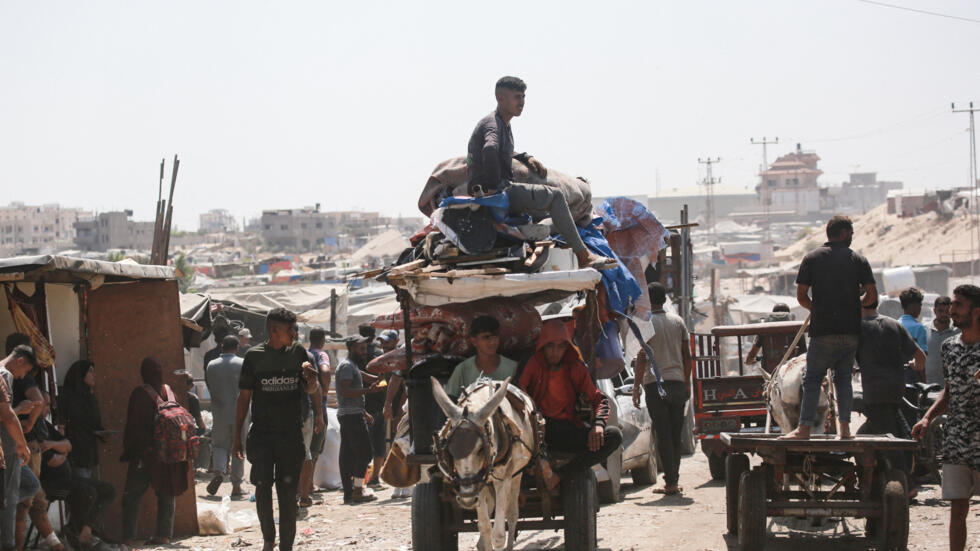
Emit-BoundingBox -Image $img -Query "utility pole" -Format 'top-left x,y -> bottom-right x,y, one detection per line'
698,157 -> 721,243
952,102 -> 979,278
750,137 -> 779,242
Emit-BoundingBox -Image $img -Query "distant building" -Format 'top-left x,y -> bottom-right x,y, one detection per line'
759,144 -> 823,215
591,193 -> 760,225
74,210 -> 155,252
199,209 -> 238,234
829,172 -> 903,213
0,202 -> 90,256
260,206 -> 422,252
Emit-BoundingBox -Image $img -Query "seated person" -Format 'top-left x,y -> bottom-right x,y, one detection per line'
518,319 -> 622,484
34,392 -> 115,549
444,315 -> 518,398
744,303 -> 807,371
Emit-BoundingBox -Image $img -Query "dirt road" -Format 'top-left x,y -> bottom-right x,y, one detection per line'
176,448 -> 976,551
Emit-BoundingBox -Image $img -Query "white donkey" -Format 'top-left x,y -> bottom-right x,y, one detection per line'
759,355 -> 830,434
431,377 -> 537,551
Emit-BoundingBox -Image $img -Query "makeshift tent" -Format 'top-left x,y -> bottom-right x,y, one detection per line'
207,283 -> 350,336
350,229 -> 410,264
0,254 -> 197,539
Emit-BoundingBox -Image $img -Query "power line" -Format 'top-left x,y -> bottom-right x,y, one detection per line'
952,102 -> 980,278
855,0 -> 980,24
750,137 -> 778,242
698,157 -> 721,242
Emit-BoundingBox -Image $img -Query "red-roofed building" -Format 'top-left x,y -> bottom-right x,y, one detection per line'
760,143 -> 823,215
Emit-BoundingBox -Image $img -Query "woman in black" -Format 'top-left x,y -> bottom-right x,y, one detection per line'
59,360 -> 104,479
36,393 -> 115,549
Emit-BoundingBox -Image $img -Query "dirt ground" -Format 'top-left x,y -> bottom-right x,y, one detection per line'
156,441 -> 980,551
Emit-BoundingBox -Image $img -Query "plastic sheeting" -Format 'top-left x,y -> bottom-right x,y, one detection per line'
397,268 -> 602,306
207,283 -> 349,329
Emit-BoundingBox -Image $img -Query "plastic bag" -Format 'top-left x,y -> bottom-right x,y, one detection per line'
313,408 -> 342,489
227,508 -> 260,532
197,496 -> 230,535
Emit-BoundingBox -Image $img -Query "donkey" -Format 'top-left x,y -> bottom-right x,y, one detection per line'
759,355 -> 830,434
431,377 -> 537,551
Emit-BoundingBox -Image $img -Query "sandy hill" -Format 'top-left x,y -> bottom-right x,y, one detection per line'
774,203 -> 978,267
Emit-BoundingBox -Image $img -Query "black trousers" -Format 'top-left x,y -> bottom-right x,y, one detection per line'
246,429 -> 305,551
544,418 -> 622,477
44,475 -> 115,532
857,403 -> 912,480
645,381 -> 687,486
338,413 -> 373,498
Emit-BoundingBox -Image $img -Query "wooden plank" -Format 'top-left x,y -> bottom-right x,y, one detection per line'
0,272 -> 24,282
388,259 -> 426,275
349,267 -> 385,279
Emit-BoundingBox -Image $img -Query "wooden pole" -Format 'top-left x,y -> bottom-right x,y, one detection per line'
764,314 -> 810,434
151,158 -> 166,264
160,155 -> 179,264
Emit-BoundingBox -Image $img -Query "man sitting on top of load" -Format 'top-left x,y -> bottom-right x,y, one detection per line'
466,76 -> 615,270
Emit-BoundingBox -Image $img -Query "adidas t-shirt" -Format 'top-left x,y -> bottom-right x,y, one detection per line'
239,342 -> 310,434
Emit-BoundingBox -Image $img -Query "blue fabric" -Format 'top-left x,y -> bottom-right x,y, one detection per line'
438,193 -> 530,226
596,320 -> 623,361
559,219 -> 666,395
899,314 -> 929,354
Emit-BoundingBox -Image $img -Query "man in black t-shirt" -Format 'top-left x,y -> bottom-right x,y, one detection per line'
855,299 -> 924,485
232,308 -> 320,551
782,216 -> 877,440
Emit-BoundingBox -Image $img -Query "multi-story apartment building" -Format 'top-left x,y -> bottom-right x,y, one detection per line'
760,144 -> 823,215
74,210 -> 155,252
260,206 -> 423,251
0,202 -> 90,256
199,209 -> 238,234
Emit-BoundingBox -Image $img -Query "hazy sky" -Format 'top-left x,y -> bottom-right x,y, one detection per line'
2,1 -> 979,230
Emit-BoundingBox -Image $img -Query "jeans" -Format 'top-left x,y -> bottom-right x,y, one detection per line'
211,444 -> 244,485
16,467 -> 39,503
544,419 -> 623,477
246,429 -> 304,551
338,413 -> 372,498
0,453 -> 21,549
858,403 -> 912,481
121,463 -> 175,541
645,381 -> 688,486
505,183 -> 588,253
799,334 -> 858,428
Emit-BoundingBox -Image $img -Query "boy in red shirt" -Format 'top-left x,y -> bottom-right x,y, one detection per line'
518,319 -> 622,482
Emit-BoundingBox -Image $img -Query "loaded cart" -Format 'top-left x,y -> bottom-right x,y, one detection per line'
721,433 -> 919,551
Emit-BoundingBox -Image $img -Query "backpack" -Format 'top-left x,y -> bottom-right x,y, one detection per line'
142,384 -> 200,464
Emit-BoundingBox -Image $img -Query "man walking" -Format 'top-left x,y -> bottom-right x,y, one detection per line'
926,295 -> 960,385
298,329 -> 328,508
233,308 -> 320,551
335,336 -> 383,504
466,76 -> 611,270
912,284 -> 980,551
633,283 -> 691,495
205,335 -> 245,497
782,215 -> 877,440
855,298 -> 925,491
899,287 -> 928,383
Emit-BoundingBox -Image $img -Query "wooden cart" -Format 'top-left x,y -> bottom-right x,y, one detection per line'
721,433 -> 919,551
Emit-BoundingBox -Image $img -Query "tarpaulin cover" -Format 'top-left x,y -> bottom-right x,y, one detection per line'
0,254 -> 175,281
206,284 -> 349,332
395,268 -> 602,307
3,284 -> 55,368
600,197 -> 670,321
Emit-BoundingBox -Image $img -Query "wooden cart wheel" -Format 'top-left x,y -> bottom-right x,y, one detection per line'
726,453 -> 749,535
878,469 -> 909,551
412,479 -> 458,551
737,467 -> 767,551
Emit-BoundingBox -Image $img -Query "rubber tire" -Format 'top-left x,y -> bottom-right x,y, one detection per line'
879,470 -> 909,551
708,450 -> 727,481
631,453 -> 657,486
737,468 -> 767,551
562,469 -> 598,551
412,480 -> 458,551
726,453 -> 750,535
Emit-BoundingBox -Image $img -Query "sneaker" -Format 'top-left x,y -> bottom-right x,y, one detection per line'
206,474 -> 223,496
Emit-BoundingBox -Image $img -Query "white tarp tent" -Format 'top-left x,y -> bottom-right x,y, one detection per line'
350,229 -> 410,264
397,268 -> 602,306
207,283 -> 349,332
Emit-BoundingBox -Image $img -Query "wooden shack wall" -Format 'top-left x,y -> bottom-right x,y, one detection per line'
86,279 -> 198,539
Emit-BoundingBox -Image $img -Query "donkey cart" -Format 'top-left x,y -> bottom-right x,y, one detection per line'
721,433 -> 919,551
406,355 -> 598,551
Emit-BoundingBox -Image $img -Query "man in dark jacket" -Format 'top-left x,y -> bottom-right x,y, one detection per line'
466,77 -> 611,270
518,319 -> 621,483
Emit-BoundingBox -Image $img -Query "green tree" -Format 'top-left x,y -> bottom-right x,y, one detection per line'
173,252 -> 195,293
